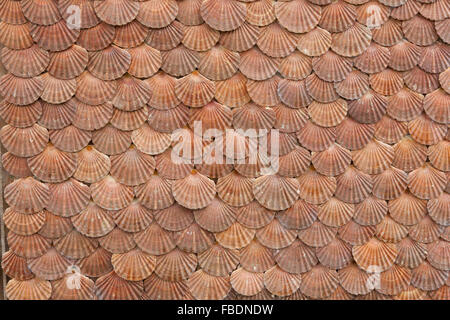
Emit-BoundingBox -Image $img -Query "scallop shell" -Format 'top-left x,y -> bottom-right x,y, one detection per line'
352,139 -> 394,174
335,117 -> 375,150
278,78 -> 311,109
75,71 -> 117,105
410,215 -> 443,244
137,0 -> 178,28
419,42 -> 450,73
370,69 -> 404,97
131,123 -> 171,156
177,222 -> 214,253
298,221 -> 337,247
30,20 -> 79,52
220,21 -> 260,53
113,20 -> 148,49
239,47 -> 278,81
257,22 -> 298,58
71,202 -> 115,237
309,99 -> 347,128
297,167 -> 336,205
403,66 -> 440,94
175,71 -> 215,108
7,231 -> 51,259
240,239 -> 275,273
374,115 -> 408,144
193,197 -> 236,232
177,0 -> 203,25
354,42 -> 390,74
423,88 -> 450,124
1,250 -> 34,281
145,72 -> 180,110
40,73 -> 76,104
197,45 -> 240,81
236,200 -> 274,229
376,215 -> 408,242
3,208 -> 45,236
110,146 -> 155,186
395,237 -> 427,269
353,195 -> 387,226
275,239 -> 317,274
300,265 -> 339,299
297,121 -> 336,152
274,0 -> 321,33
95,271 -> 143,300
200,0 -> 246,32
408,163 -> 446,200
335,69 -> 369,100
91,176 -> 134,210
297,27 -> 331,57
189,101 -> 232,133
93,0 -> 139,26
278,199 -> 317,230
78,247 -> 113,277
111,248 -> 156,281
77,22 -> 115,51
428,192 -> 450,226
419,0 -> 449,20
161,45 -> 199,78
353,237 -> 398,272
409,113 -> 447,145
253,174 -> 299,211
264,266 -> 302,297
54,229 -> 97,259
435,18 -> 450,44
402,14 -> 438,46
39,99 -> 76,130
4,177 -> 49,214
155,148 -> 193,180
371,166 -> 407,200
45,182 -> 88,223
134,222 -> 175,255
245,0 -> 275,27
387,87 -> 424,122
393,285 -> 428,300
256,218 -> 297,249
389,40 -> 422,72
143,275 -> 189,300
305,73 -> 339,103
58,0 -> 100,29
318,197 -> 354,228
134,173 -> 174,210
338,263 -> 371,295
47,45 -> 88,80
331,22 -> 371,57
230,268 -> 264,296
390,0 -> 421,20
277,145 -> 310,177
0,0 -> 26,24
313,50 -> 353,83
334,165 -> 373,204
1,152 -> 32,178
172,170 -> 216,210
338,220 -> 376,246
198,244 -> 239,276
0,21 -> 33,50
92,124 -> 132,156
155,248 -> 196,281
392,137 -> 427,172
112,200 -> 153,233
88,45 -> 131,81
148,105 -> 189,135
51,273 -> 95,300
99,228 -> 136,254
2,45 -> 49,78
182,23 -> 220,52
411,261 -> 448,291
27,248 -> 71,281
38,210 -> 73,240
0,73 -> 43,106
279,50 -> 312,81
144,23 -> 182,53
215,222 -> 255,249
0,100 -> 42,128
188,270 -> 231,300
319,0 -> 356,33
428,240 -> 450,271
215,72 -> 250,108
154,204 -> 194,232
6,278 -> 51,300
389,191 -> 427,226
27,144 -> 76,183
372,19 -> 403,47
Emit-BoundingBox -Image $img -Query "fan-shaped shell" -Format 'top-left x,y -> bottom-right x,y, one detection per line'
274,0 -> 321,33
200,0 -> 246,32
6,278 -> 51,300
88,45 -> 131,81
239,47 -> 278,81
77,22 -> 115,51
91,176 -> 134,210
182,23 -> 220,52
172,170 -> 216,210
297,27 -> 331,57
0,100 -> 42,128
30,20 -> 79,52
137,0 -> 178,28
188,270 -> 231,300
264,266 -> 302,297
1,152 -> 32,178
0,21 -> 33,50
0,73 -> 43,106
95,271 -> 143,300
2,45 -> 49,78
353,238 -> 398,272
93,0 -> 139,26
403,14 -> 438,46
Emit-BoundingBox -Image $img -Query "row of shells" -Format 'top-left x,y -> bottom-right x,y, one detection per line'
0,0 -> 449,300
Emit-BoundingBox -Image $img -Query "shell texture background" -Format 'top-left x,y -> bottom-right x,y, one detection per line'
0,0 -> 449,300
